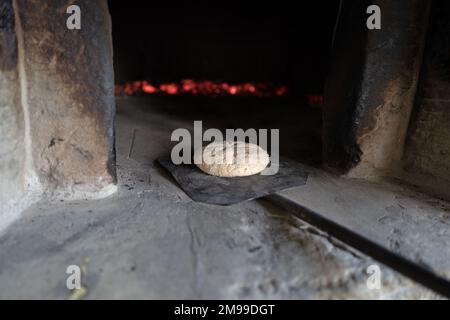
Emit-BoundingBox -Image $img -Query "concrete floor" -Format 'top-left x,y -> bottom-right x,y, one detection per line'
0,97 -> 438,299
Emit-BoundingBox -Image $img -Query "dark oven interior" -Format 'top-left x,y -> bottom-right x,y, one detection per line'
108,1 -> 341,165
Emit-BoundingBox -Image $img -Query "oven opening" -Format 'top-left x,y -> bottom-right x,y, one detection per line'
109,2 -> 340,166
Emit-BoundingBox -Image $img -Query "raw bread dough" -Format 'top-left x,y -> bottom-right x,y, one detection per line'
194,141 -> 270,177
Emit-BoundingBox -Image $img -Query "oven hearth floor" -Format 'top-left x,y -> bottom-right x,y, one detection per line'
0,97 -> 439,299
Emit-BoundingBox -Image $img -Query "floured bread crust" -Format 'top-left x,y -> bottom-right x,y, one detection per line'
194,141 -> 270,177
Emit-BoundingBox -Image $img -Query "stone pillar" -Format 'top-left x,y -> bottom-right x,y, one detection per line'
0,0 -> 116,229
14,0 -> 117,198
403,0 -> 450,200
323,0 -> 431,178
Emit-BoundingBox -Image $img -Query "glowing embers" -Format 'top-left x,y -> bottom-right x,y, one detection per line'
306,95 -> 323,107
115,79 -> 289,97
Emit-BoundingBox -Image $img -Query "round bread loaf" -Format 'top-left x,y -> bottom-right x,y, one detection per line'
193,141 -> 270,177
